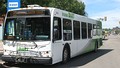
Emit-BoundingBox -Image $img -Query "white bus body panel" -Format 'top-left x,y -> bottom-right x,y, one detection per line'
51,8 -> 99,64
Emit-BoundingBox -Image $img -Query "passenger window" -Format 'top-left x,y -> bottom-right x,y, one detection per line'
81,22 -> 87,39
88,23 -> 92,38
73,21 -> 80,40
63,19 -> 72,41
53,17 -> 61,40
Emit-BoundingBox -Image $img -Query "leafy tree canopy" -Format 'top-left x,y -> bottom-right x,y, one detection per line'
0,0 -> 7,17
22,0 -> 86,16
0,0 -> 87,16
49,0 -> 86,15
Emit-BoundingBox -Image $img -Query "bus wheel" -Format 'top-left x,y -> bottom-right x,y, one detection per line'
62,47 -> 70,64
94,41 -> 98,52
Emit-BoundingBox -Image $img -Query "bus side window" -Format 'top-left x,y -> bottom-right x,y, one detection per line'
63,19 -> 72,41
88,23 -> 92,38
73,20 -> 80,40
92,24 -> 97,36
53,17 -> 61,40
81,22 -> 87,39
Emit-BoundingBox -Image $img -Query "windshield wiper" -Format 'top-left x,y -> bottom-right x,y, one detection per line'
32,41 -> 38,49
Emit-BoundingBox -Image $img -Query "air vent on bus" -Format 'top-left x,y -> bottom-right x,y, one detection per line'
27,4 -> 41,8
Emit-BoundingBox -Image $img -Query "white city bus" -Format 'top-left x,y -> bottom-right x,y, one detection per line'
2,5 -> 102,65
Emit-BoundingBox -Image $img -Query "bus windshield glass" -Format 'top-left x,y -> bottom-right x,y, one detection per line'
4,17 -> 50,41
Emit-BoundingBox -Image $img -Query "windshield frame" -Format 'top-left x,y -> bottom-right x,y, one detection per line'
3,16 -> 51,41
7,9 -> 50,17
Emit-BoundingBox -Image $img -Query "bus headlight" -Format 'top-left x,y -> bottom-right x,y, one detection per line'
40,51 -> 51,57
4,50 -> 11,55
3,41 -> 14,46
3,40 -> 10,45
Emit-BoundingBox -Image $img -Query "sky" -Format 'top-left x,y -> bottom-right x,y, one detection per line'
78,0 -> 120,29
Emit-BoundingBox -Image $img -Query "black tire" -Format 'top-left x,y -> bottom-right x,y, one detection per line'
62,47 -> 70,64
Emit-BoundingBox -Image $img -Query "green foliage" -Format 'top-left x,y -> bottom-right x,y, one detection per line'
0,0 -> 7,16
49,0 -> 86,15
21,0 -> 50,7
0,0 -> 86,16
21,0 -> 86,16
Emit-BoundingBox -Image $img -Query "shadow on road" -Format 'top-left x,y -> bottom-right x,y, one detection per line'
102,39 -> 108,40
1,49 -> 113,68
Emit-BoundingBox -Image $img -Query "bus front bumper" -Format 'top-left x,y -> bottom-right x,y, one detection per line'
2,55 -> 52,64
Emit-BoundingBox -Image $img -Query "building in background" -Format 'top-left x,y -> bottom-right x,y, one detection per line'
112,27 -> 120,35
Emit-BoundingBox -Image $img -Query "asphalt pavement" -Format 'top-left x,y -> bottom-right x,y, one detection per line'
81,35 -> 120,68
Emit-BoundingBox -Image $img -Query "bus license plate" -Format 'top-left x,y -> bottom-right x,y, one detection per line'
18,51 -> 30,56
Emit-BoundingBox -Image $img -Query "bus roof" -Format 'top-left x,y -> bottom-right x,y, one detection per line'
7,6 -> 98,24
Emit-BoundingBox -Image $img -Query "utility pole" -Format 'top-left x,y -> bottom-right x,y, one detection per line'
98,16 -> 107,21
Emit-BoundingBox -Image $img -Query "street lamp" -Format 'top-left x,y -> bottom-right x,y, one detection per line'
98,16 -> 107,21
104,16 -> 107,21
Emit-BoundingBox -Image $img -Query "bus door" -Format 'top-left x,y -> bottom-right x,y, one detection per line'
63,19 -> 77,57
52,17 -> 63,63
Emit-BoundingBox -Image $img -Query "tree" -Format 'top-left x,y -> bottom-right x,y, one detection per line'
21,0 -> 51,7
21,0 -> 86,16
49,0 -> 86,15
0,0 -> 7,17
0,0 -> 86,16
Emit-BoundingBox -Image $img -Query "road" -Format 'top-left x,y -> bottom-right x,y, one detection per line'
0,35 -> 120,68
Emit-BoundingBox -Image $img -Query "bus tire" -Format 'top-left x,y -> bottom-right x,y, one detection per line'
62,46 -> 70,64
94,41 -> 98,52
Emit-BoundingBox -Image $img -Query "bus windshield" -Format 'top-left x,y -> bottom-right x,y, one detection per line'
4,17 -> 50,41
